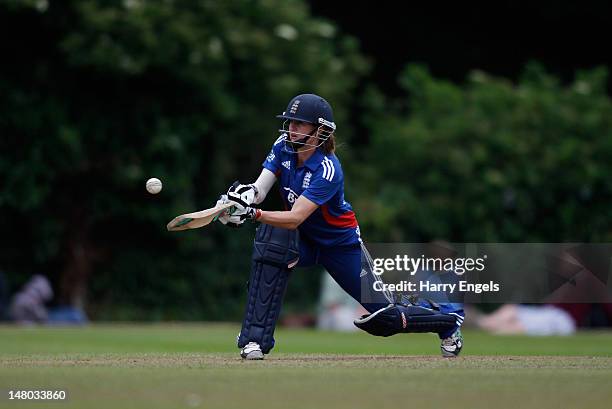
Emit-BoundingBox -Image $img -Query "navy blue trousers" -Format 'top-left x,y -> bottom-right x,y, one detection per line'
297,238 -> 464,338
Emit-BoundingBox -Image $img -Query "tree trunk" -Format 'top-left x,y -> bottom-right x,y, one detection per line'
58,209 -> 101,309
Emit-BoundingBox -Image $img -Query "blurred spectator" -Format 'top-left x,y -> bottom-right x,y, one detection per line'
317,272 -> 367,332
470,303 -> 612,336
9,275 -> 54,325
9,275 -> 88,325
475,304 -> 576,336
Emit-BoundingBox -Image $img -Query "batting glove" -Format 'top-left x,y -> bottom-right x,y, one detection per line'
227,181 -> 258,208
224,203 -> 261,227
216,195 -> 235,226
218,194 -> 261,228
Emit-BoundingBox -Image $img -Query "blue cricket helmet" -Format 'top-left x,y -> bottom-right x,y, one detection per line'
277,93 -> 336,130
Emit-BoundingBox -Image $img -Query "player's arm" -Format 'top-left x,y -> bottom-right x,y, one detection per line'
217,141 -> 281,226
257,195 -> 318,230
218,168 -> 276,212
222,193 -> 317,229
251,168 -> 276,204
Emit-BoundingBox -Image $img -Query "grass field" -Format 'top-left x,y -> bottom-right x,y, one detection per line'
1,324 -> 611,409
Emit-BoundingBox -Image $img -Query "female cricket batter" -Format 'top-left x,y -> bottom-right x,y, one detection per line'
219,94 -> 464,359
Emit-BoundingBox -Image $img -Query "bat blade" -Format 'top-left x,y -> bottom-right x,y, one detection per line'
167,202 -> 234,232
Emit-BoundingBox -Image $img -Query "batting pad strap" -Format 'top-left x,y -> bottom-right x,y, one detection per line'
354,304 -> 457,337
238,225 -> 299,354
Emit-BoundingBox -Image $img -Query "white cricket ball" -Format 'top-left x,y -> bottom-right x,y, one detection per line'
146,177 -> 163,194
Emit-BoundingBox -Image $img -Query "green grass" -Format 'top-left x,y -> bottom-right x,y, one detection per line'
1,324 -> 611,409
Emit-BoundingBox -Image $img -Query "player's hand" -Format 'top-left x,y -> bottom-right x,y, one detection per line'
216,194 -> 243,227
217,193 -> 261,227
216,195 -> 235,226
223,204 -> 261,227
216,194 -> 229,207
227,181 -> 258,208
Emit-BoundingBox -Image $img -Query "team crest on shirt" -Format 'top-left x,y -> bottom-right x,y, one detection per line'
302,171 -> 312,188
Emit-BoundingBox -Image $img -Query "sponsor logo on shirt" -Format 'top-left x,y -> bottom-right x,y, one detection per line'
282,160 -> 291,170
283,187 -> 299,204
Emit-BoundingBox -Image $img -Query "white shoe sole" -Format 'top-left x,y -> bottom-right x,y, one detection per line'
242,350 -> 264,360
441,349 -> 459,358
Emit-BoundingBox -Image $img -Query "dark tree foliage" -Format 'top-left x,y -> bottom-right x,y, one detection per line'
357,64 -> 612,243
0,0 -> 366,319
1,1 -> 610,319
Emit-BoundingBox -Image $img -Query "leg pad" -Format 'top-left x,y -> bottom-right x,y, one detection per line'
237,225 -> 299,353
354,304 -> 457,337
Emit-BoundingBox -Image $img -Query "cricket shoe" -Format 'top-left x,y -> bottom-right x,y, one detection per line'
440,328 -> 463,358
240,342 -> 264,360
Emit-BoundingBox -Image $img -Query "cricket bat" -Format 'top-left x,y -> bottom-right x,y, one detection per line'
166,202 -> 234,232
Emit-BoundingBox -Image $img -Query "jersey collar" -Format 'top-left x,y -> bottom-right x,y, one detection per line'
302,148 -> 325,171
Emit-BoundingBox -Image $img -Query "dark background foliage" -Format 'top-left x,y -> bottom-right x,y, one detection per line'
1,0 -> 610,319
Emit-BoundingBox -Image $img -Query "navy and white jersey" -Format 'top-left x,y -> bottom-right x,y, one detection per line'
262,135 -> 361,247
